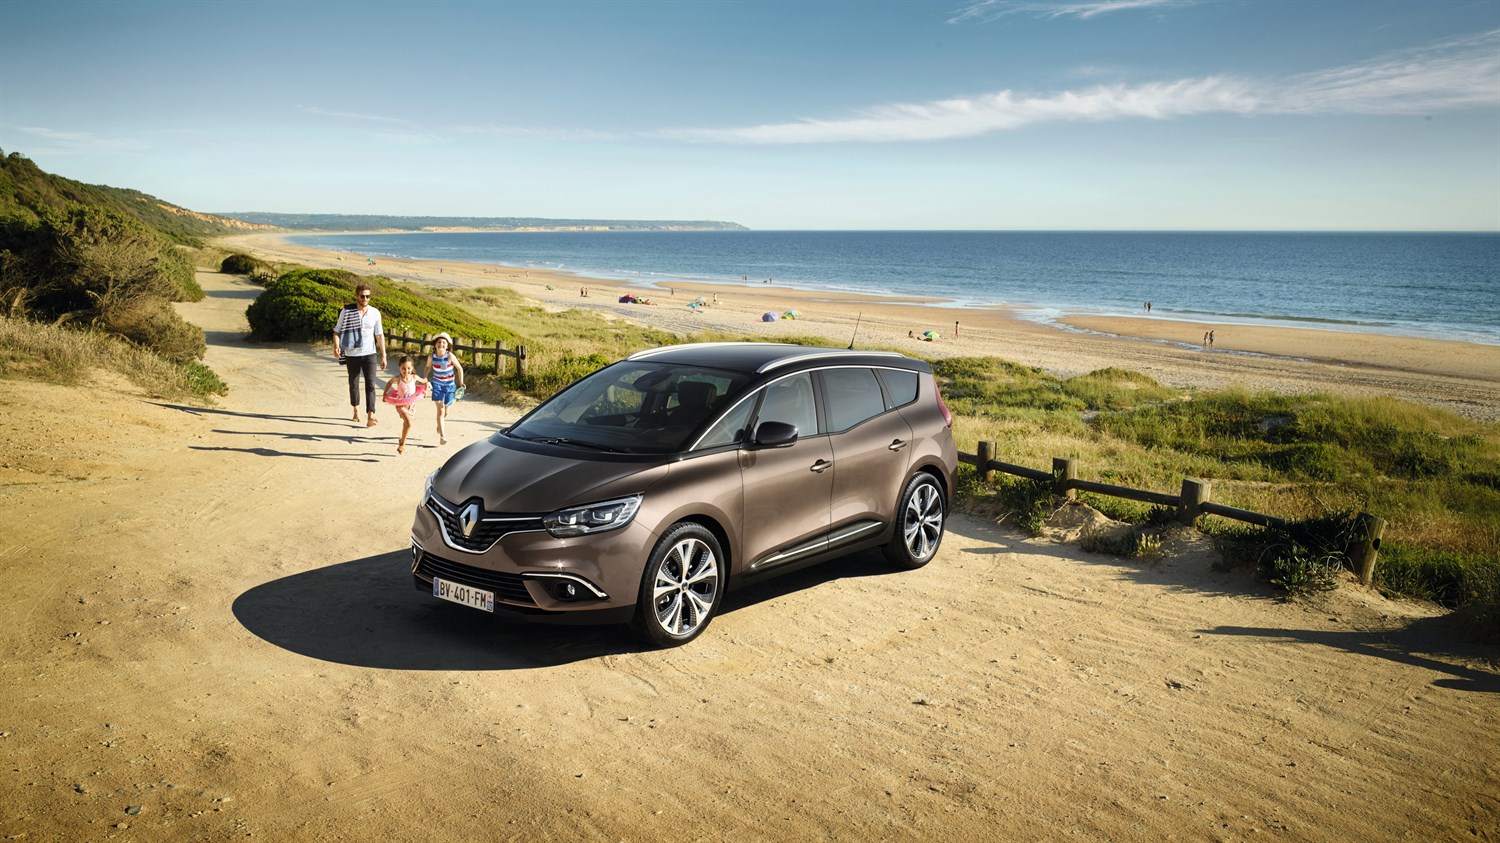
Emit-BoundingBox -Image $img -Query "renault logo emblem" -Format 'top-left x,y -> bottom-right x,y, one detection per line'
459,502 -> 481,538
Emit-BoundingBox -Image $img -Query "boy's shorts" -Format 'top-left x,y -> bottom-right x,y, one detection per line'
431,382 -> 456,406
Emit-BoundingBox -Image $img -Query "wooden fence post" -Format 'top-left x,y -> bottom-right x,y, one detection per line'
1179,479 -> 1211,526
976,441 -> 994,484
516,344 -> 527,379
1351,512 -> 1386,585
493,341 -> 505,375
1053,457 -> 1077,501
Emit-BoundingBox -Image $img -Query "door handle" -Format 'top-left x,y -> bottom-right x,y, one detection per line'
810,459 -> 832,473
888,439 -> 908,451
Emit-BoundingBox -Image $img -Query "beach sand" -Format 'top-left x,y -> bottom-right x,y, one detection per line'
224,232 -> 1500,421
2,268 -> 1495,840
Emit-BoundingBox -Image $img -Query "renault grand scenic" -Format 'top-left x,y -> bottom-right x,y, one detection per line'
410,342 -> 957,647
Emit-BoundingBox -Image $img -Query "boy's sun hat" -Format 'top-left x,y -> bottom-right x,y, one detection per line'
433,332 -> 453,346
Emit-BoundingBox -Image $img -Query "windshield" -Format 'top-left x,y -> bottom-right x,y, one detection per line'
508,361 -> 750,454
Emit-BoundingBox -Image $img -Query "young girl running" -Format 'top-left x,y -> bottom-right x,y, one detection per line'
425,333 -> 466,445
382,355 -> 428,455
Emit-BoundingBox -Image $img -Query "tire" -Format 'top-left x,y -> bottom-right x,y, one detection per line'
630,522 -> 725,648
884,473 -> 945,569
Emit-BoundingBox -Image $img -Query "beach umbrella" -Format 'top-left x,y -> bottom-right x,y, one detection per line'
762,311 -> 778,322
783,310 -> 799,319
922,330 -> 939,340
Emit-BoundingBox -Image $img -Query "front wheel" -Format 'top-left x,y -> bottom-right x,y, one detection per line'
884,473 -> 945,569
630,522 -> 725,648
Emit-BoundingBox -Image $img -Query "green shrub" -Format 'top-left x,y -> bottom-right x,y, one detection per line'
220,253 -> 264,275
159,246 -> 203,302
246,267 -> 524,346
245,273 -> 348,341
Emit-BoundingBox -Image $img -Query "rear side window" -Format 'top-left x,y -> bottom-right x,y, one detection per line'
821,367 -> 887,433
877,368 -> 919,408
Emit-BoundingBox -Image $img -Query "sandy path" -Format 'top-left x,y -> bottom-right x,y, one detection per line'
0,271 -> 1495,840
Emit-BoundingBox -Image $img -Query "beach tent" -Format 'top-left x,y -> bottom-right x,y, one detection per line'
782,310 -> 799,320
761,311 -> 779,322
922,330 -> 939,341
619,294 -> 639,303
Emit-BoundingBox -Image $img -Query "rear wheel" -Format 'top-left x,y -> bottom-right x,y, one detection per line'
630,522 -> 724,647
884,473 -> 945,569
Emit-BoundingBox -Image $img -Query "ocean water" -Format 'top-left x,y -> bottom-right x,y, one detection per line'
288,231 -> 1500,345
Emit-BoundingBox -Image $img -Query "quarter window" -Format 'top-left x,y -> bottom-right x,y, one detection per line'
877,368 -> 919,408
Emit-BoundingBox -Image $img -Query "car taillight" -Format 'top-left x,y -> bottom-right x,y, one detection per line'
934,382 -> 953,428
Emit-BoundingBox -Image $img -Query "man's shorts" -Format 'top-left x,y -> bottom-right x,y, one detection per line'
431,382 -> 456,406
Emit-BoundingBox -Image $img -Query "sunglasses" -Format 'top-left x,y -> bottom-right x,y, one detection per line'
358,293 -> 372,299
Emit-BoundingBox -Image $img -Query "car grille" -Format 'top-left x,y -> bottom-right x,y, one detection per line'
416,551 -> 536,606
425,496 -> 546,553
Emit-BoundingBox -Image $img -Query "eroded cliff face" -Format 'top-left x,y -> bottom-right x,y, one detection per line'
150,200 -> 278,231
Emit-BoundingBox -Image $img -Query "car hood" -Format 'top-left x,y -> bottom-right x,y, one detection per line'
433,436 -> 668,513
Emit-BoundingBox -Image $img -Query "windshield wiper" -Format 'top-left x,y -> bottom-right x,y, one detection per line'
509,432 -> 630,453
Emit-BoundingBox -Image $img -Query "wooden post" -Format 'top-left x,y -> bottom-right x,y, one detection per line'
422,333 -> 432,356
516,344 -> 527,379
493,341 -> 504,374
1053,457 -> 1077,501
1179,479 -> 1211,526
976,441 -> 994,484
1351,512 -> 1386,585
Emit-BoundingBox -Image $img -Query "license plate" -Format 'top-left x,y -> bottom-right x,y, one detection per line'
432,577 -> 495,613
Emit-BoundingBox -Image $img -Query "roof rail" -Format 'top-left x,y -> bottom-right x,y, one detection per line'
626,342 -> 770,361
756,349 -> 903,373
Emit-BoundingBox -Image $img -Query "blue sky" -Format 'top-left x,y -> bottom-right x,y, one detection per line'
2,0 -> 1497,230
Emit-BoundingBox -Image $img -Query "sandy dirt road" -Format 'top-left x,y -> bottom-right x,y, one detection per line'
1,271 -> 1496,841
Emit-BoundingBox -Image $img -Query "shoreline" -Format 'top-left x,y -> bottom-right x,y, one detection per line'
276,230 -> 1500,349
222,232 -> 1500,421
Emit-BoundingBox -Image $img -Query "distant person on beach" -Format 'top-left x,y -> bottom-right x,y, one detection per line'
1209,330 -> 1215,347
425,333 -> 466,446
382,355 -> 428,455
1203,331 -> 1210,346
333,283 -> 386,428
954,320 -> 960,337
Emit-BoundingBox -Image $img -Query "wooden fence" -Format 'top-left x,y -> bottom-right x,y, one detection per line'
960,443 -> 1387,584
385,330 -> 528,378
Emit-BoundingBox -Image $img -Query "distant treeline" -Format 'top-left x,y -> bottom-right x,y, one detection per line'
217,212 -> 750,232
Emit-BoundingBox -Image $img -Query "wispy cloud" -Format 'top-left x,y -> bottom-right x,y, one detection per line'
15,126 -> 144,153
299,106 -> 415,126
1275,29 -> 1500,114
452,124 -> 628,142
661,78 -> 1258,144
662,29 -> 1500,144
948,0 -> 1194,24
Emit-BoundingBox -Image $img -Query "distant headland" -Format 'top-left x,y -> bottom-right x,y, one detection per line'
216,212 -> 749,232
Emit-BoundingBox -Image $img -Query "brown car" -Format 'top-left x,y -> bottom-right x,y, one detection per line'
410,342 -> 957,647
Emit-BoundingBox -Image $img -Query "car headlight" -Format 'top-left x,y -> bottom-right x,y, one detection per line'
543,495 -> 642,538
423,470 -> 437,502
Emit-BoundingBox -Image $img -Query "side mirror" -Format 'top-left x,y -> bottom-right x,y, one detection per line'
752,421 -> 798,448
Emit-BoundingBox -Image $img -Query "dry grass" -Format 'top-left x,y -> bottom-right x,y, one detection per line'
0,315 -> 223,401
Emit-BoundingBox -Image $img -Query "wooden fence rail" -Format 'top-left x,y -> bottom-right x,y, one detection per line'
384,330 -> 528,378
959,444 -> 1385,583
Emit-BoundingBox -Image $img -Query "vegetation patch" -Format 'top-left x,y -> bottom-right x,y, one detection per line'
0,314 -> 225,400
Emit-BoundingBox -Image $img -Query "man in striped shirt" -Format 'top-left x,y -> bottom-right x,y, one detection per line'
332,283 -> 387,428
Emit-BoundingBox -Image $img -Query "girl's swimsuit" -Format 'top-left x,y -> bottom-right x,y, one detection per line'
384,379 -> 427,407
430,353 -> 457,404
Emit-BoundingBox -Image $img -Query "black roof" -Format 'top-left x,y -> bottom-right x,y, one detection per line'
627,342 -> 928,374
